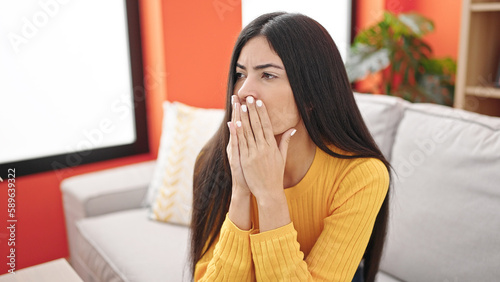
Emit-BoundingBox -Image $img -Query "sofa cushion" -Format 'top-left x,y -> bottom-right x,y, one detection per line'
376,271 -> 402,282
380,103 -> 500,281
353,93 -> 408,161
145,101 -> 224,225
76,209 -> 190,282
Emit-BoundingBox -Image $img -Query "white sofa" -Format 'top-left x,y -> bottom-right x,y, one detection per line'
61,93 -> 500,282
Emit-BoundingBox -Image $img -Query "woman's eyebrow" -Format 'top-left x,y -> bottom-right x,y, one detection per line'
236,63 -> 284,70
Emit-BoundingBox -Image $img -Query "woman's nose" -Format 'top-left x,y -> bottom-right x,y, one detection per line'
236,77 -> 258,101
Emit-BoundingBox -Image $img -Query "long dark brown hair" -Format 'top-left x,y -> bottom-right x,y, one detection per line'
190,12 -> 391,282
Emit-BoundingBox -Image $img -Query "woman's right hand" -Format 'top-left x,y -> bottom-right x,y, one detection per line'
227,95 -> 252,198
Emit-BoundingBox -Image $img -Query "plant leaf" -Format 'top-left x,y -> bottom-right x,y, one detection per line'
345,44 -> 390,82
398,13 -> 434,37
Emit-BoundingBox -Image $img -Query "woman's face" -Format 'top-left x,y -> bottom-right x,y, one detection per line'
234,36 -> 302,136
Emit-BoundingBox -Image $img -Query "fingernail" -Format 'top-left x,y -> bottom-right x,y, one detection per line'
291,129 -> 297,136
231,96 -> 235,105
247,96 -> 254,104
236,121 -> 242,127
256,100 -> 263,107
227,122 -> 231,129
241,105 -> 247,112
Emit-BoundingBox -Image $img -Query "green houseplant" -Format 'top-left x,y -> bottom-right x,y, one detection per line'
346,11 -> 456,106
417,57 -> 457,105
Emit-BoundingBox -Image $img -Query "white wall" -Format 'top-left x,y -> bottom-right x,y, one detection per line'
241,0 -> 351,61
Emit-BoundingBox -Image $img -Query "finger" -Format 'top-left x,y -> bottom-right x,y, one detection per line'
240,103 -> 257,149
279,128 -> 297,161
226,121 -> 232,156
231,95 -> 238,122
245,96 -> 265,146
228,101 -> 242,159
235,105 -> 249,158
232,95 -> 242,106
227,122 -> 240,163
255,99 -> 276,145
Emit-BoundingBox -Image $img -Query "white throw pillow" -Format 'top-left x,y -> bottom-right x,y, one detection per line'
145,101 -> 225,225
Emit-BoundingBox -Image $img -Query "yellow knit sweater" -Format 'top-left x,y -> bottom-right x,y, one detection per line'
195,146 -> 389,281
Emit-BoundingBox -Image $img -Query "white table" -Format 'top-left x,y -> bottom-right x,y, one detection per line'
0,258 -> 83,282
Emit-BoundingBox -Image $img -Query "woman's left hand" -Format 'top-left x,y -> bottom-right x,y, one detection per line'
235,96 -> 296,201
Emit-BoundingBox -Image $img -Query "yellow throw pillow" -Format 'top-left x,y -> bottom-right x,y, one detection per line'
146,101 -> 224,225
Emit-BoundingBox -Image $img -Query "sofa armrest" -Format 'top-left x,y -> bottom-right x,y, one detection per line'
61,160 -> 156,218
61,160 -> 156,266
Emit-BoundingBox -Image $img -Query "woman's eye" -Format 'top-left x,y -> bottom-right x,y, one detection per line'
235,72 -> 245,79
263,72 -> 276,79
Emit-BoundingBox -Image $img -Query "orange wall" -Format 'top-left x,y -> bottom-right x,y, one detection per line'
0,0 -> 241,274
384,0 -> 461,60
163,0 -> 242,108
355,0 -> 385,31
141,0 -> 168,158
414,0 -> 462,59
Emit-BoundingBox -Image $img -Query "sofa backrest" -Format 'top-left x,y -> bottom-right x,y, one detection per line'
379,102 -> 500,281
354,92 -> 408,161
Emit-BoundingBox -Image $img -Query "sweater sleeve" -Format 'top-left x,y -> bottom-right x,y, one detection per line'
249,158 -> 389,281
194,214 -> 255,281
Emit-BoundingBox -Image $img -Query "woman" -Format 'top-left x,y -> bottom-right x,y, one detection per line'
191,12 -> 390,282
